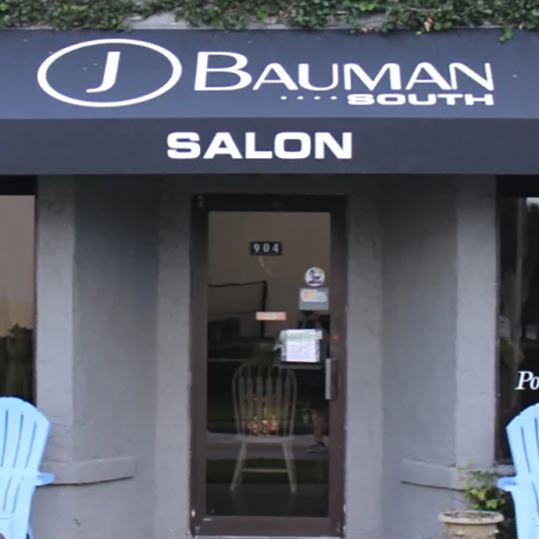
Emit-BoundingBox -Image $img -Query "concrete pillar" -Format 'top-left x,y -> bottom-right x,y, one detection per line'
33,176 -> 78,539
345,182 -> 384,539
154,180 -> 191,539
33,176 -> 159,539
35,177 -> 76,464
455,176 -> 497,467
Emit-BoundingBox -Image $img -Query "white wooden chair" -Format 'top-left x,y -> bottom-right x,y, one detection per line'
230,363 -> 297,493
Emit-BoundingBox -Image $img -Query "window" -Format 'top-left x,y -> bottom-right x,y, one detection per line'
497,184 -> 539,461
0,181 -> 36,404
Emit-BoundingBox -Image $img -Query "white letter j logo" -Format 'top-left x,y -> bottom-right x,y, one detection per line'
37,38 -> 183,108
87,51 -> 121,94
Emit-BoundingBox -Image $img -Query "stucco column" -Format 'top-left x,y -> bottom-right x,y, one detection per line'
35,176 -> 76,464
154,180 -> 191,539
455,176 -> 497,468
345,181 -> 384,539
32,176 -> 79,539
34,176 -> 159,539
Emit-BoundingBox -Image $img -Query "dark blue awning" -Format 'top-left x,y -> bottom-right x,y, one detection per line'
0,28 -> 537,174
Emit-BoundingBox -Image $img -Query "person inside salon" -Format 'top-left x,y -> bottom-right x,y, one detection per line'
297,310 -> 330,454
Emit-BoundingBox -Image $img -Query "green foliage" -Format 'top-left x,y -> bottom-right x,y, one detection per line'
459,468 -> 516,539
0,0 -> 536,36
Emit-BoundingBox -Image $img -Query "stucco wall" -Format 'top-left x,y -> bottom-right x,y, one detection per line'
31,174 -> 496,539
33,176 -> 159,539
154,175 -> 385,539
381,176 -> 497,539
382,177 -> 459,539
455,176 -> 497,470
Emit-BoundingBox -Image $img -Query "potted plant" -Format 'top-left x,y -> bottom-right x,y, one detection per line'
438,510 -> 504,539
438,469 -> 508,539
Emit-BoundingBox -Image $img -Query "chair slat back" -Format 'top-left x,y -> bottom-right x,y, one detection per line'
0,397 -> 50,515
506,404 -> 539,520
232,363 -> 297,438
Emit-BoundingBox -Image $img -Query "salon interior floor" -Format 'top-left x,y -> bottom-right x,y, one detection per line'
207,433 -> 329,517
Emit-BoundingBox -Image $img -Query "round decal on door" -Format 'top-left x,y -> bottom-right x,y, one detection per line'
304,267 -> 325,287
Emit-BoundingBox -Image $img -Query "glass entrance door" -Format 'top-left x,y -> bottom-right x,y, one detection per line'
191,196 -> 346,537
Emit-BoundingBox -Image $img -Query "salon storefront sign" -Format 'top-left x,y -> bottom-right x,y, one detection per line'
36,38 -> 495,109
0,28 -> 538,175
166,131 -> 353,160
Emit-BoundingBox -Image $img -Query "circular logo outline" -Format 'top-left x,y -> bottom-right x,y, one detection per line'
37,38 -> 182,108
304,266 -> 325,287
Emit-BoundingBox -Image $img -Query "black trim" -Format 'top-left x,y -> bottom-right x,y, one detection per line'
0,176 -> 36,195
498,176 -> 539,198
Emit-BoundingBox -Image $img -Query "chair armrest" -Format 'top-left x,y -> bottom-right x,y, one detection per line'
497,476 -> 518,492
36,472 -> 55,486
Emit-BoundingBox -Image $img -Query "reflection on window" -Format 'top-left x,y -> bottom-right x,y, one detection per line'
0,196 -> 35,403
498,197 -> 539,461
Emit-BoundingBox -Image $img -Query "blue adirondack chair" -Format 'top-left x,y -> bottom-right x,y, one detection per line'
498,403 -> 539,539
0,397 -> 54,539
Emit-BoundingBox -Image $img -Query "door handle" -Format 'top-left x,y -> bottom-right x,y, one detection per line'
325,357 -> 338,401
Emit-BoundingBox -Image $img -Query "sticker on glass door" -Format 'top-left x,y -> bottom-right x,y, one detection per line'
304,266 -> 325,287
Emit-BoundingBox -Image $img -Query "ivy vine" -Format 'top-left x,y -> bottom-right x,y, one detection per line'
0,0 -> 536,39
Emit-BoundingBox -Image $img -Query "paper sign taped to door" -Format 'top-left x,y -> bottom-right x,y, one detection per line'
278,329 -> 322,363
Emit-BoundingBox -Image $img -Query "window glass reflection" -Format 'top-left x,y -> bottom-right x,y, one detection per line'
498,197 -> 539,460
205,212 -> 331,517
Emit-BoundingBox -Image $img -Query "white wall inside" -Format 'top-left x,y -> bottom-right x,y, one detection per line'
208,212 -> 331,335
0,196 -> 35,335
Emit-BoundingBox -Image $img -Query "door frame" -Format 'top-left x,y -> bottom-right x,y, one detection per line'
189,194 -> 348,537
